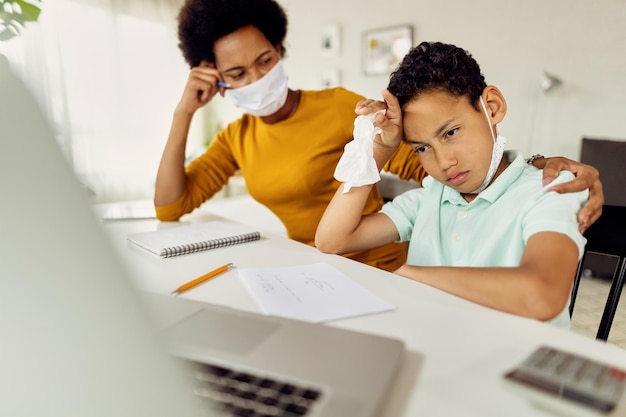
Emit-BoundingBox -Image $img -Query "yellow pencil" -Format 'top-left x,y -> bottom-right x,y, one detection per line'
171,263 -> 234,296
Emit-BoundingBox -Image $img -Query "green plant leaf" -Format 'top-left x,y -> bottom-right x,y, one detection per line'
12,0 -> 41,22
0,0 -> 41,41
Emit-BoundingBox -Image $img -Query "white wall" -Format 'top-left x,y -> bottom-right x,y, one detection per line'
212,0 -> 626,161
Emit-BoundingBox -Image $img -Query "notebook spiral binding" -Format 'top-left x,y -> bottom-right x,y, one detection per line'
161,232 -> 261,258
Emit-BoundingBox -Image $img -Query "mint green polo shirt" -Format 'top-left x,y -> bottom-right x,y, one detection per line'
381,151 -> 588,328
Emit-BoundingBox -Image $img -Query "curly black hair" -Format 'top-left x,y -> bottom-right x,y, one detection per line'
388,41 -> 487,110
177,0 -> 288,68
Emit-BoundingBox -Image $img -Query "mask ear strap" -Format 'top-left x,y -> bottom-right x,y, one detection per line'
479,96 -> 496,143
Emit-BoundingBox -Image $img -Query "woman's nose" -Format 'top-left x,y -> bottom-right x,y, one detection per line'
248,66 -> 264,83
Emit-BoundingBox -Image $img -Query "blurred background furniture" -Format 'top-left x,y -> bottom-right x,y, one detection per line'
570,205 -> 626,341
580,138 -> 626,207
379,172 -> 420,202
579,138 -> 626,282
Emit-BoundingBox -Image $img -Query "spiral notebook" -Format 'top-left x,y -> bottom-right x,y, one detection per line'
127,221 -> 261,258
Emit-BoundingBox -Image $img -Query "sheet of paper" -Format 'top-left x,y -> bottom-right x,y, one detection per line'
238,262 -> 395,323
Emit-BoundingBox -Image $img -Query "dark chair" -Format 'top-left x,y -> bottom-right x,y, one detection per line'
569,205 -> 626,341
580,138 -> 626,207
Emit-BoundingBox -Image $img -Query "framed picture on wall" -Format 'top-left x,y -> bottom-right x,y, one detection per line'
321,24 -> 341,56
363,24 -> 413,76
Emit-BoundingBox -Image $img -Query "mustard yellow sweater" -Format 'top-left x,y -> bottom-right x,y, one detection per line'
156,88 -> 426,271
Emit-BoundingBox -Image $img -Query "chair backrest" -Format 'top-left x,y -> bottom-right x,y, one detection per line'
569,205 -> 626,340
580,138 -> 626,207
378,172 -> 420,202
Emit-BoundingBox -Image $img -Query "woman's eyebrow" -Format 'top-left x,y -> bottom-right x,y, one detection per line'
221,50 -> 274,74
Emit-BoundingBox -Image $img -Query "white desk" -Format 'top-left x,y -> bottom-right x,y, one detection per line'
98,198 -> 626,417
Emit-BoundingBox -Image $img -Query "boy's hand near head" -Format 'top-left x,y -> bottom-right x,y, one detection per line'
355,89 -> 405,172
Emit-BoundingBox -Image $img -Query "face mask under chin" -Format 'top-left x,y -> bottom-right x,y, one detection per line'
468,97 -> 507,194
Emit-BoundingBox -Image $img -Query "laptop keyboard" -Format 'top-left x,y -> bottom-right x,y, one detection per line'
181,359 -> 324,417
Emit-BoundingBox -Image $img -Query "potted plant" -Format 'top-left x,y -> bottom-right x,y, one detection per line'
0,0 -> 42,41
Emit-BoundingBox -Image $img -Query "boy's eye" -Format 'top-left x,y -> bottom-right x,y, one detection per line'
445,128 -> 459,138
414,144 -> 430,153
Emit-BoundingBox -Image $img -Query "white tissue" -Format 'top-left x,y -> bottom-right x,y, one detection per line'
334,111 -> 384,193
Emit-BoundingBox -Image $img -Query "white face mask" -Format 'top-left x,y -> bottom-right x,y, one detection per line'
225,60 -> 289,117
469,96 -> 507,194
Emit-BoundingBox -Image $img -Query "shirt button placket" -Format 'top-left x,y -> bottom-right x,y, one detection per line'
452,209 -> 467,243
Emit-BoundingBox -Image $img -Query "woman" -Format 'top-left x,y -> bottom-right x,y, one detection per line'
155,0 -> 603,272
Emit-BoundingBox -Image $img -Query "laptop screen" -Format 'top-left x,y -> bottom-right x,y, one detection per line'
0,54 -> 201,417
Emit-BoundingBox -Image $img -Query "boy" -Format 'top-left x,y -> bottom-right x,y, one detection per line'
316,42 -> 587,328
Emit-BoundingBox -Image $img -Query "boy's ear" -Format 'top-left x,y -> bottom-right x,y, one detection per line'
482,86 -> 507,124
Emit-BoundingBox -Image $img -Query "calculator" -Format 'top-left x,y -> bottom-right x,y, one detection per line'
504,346 -> 626,415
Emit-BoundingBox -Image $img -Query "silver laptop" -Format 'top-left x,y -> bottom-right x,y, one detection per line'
143,293 -> 405,417
0,54 -> 405,417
